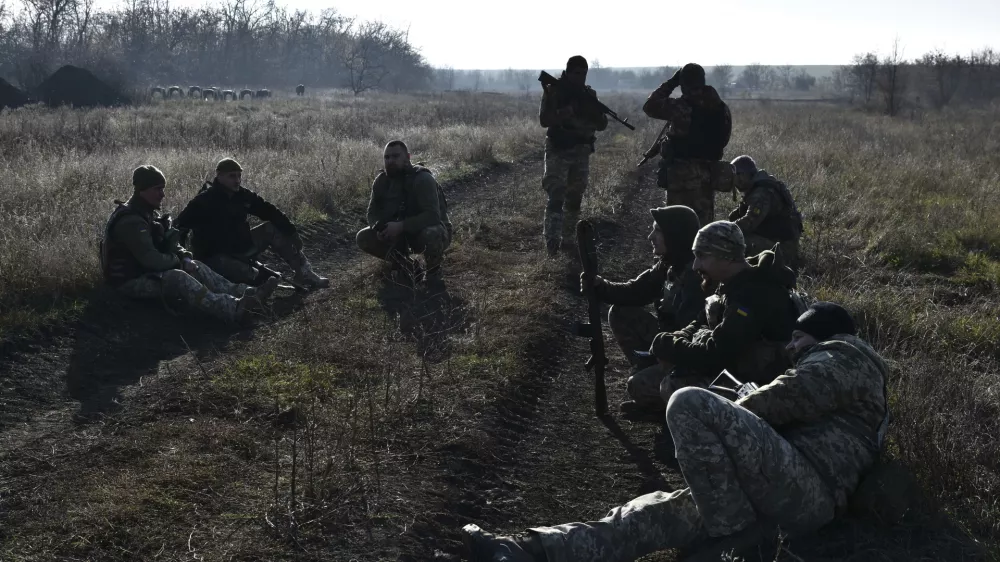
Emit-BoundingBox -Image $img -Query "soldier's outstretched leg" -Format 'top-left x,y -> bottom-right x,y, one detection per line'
251,222 -> 329,289
118,270 -> 256,325
189,260 -> 278,300
542,140 -> 572,256
202,253 -> 257,285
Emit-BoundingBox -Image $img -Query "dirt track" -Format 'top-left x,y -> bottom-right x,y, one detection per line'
0,156 -> 988,562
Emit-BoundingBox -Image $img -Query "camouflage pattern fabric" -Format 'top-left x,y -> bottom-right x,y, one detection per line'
663,160 -> 716,227
692,220 -> 745,262
529,387 -> 837,561
542,139 -> 591,248
203,221 -> 306,284
117,261 -> 248,323
357,224 -> 451,273
607,305 -> 669,405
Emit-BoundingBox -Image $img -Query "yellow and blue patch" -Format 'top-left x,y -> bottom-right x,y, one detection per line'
736,307 -> 750,317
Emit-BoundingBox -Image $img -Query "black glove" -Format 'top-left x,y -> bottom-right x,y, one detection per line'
665,69 -> 682,89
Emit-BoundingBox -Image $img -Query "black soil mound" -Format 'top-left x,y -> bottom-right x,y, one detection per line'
36,65 -> 129,108
0,77 -> 29,110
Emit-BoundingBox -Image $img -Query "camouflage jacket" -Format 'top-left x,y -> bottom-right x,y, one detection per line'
642,83 -> 731,161
595,258 -> 705,332
102,195 -> 191,285
366,165 -> 451,235
539,83 -> 609,149
651,250 -> 798,383
729,170 -> 803,242
738,334 -> 889,510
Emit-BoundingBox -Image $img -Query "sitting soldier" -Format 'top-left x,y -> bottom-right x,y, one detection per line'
174,157 -> 329,290
356,140 -> 452,285
652,221 -> 801,405
728,155 -> 804,269
101,165 -> 278,325
579,205 -> 706,418
463,301 -> 890,562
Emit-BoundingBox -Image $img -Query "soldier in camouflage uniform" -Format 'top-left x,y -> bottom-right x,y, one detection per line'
356,140 -> 452,284
539,55 -> 609,256
728,155 -> 804,270
463,301 -> 890,562
651,221 -> 800,404
643,63 -> 733,227
101,165 -> 279,325
174,158 -> 329,290
580,206 -> 706,417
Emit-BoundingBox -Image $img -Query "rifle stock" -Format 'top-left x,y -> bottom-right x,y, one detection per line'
252,260 -> 308,292
538,71 -> 636,131
574,219 -> 609,416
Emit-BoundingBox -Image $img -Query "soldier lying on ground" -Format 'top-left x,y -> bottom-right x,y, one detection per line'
648,221 -> 802,415
463,301 -> 890,562
579,205 -> 706,418
356,140 -> 452,286
728,155 -> 804,270
101,165 -> 279,325
173,157 -> 329,290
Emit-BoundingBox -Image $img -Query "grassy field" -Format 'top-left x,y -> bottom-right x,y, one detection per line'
0,89 -> 998,560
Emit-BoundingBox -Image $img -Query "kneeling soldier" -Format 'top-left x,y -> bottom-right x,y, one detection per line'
101,165 -> 278,325
728,155 -> 804,269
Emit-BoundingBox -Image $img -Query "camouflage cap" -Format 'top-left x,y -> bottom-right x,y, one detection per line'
216,157 -> 243,174
692,220 -> 745,262
132,164 -> 166,191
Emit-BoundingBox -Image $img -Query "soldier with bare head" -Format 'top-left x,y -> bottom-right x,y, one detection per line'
539,55 -> 609,256
463,302 -> 890,562
101,165 -> 279,325
643,63 -> 733,226
356,140 -> 452,286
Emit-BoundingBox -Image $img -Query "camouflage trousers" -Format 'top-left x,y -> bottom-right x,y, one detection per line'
529,388 -> 836,562
745,234 -> 800,271
356,224 -> 451,274
117,261 -> 248,323
202,222 -> 306,285
663,160 -> 716,227
542,139 -> 591,247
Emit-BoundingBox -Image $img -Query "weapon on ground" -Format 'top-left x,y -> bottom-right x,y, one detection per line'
572,219 -> 609,417
637,121 -> 670,167
707,369 -> 759,401
538,71 -> 636,131
252,260 -> 308,292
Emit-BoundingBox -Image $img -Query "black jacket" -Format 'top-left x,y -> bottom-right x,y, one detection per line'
174,180 -> 296,259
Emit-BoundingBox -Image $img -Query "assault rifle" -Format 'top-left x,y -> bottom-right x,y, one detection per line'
538,71 -> 635,131
637,122 -> 670,167
573,219 -> 609,417
252,260 -> 308,292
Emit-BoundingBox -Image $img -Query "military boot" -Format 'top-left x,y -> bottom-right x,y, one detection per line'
545,236 -> 561,258
293,259 -> 329,289
462,524 -> 546,562
244,276 -> 280,300
389,251 -> 424,285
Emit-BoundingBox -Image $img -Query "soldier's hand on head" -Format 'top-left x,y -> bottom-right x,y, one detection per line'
665,69 -> 682,90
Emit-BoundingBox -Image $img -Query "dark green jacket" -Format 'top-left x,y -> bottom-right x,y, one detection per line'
595,258 -> 705,332
366,165 -> 451,235
651,250 -> 798,383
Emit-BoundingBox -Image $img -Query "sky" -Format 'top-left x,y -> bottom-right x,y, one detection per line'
141,0 -> 1000,69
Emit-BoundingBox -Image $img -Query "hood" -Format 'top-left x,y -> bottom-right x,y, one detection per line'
746,249 -> 797,289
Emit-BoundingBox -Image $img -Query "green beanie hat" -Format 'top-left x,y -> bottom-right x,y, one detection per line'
216,157 -> 243,174
132,165 -> 166,191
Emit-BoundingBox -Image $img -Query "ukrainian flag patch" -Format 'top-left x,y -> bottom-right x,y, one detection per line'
736,307 -> 750,317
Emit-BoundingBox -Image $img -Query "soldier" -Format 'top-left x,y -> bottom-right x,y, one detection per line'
463,302 -> 890,562
539,55 -> 609,256
101,165 -> 279,325
580,206 -> 705,418
356,140 -> 452,285
643,63 -> 733,227
728,155 -> 804,269
652,221 -> 800,404
174,158 -> 329,289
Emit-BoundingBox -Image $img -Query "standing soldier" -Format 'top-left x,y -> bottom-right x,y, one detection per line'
643,63 -> 733,226
539,55 -> 609,256
174,158 -> 329,290
101,165 -> 278,325
356,140 -> 452,285
728,155 -> 804,270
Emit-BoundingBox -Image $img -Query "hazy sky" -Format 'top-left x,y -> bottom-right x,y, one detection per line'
167,0 -> 1000,69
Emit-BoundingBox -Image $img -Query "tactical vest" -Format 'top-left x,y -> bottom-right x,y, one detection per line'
100,201 -> 164,286
750,179 -> 804,242
668,101 -> 732,161
374,165 -> 452,236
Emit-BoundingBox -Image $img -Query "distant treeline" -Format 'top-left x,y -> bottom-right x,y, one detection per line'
0,0 -> 431,94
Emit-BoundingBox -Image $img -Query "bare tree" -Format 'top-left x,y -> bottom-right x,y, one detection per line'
708,64 -> 733,96
917,49 -> 965,108
877,38 -> 907,116
776,65 -> 794,89
849,52 -> 879,103
739,63 -> 765,90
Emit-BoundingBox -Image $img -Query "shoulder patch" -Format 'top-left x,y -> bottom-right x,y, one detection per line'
736,306 -> 750,317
